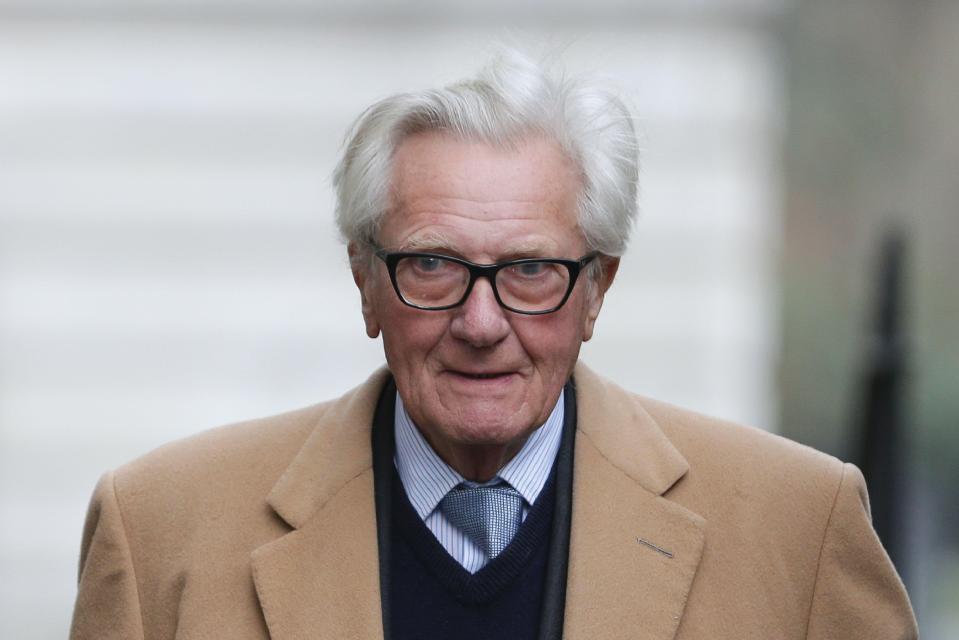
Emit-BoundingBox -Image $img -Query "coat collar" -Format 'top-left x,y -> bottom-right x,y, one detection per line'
265,368 -> 391,529
251,368 -> 389,640
571,362 -> 689,496
251,363 -> 705,640
563,362 -> 705,639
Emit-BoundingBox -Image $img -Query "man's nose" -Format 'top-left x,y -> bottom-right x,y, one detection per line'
449,277 -> 512,348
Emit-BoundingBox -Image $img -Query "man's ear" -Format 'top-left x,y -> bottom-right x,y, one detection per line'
348,242 -> 381,339
582,256 -> 620,342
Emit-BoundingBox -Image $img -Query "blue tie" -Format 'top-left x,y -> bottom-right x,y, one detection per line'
440,481 -> 524,560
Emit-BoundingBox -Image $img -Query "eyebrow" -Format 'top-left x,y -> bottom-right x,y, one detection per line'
398,232 -> 557,257
399,232 -> 456,252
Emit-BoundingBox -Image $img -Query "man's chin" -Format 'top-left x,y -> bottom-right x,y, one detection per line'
439,400 -> 538,446
449,423 -> 532,450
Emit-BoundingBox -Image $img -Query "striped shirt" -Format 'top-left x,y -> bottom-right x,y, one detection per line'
394,391 -> 565,574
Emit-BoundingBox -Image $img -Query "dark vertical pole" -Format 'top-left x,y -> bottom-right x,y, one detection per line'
854,228 -> 909,580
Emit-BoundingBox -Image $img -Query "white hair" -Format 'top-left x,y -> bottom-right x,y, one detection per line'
332,48 -> 639,262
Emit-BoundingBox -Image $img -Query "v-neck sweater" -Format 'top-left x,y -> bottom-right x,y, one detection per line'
389,464 -> 557,639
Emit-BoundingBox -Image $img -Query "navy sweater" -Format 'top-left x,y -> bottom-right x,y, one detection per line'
389,467 -> 557,640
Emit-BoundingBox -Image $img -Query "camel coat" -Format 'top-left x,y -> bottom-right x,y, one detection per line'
69,363 -> 917,639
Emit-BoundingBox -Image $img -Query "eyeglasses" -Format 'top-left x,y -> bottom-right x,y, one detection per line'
373,246 -> 599,315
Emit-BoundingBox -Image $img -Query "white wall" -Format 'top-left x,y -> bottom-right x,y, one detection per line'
0,2 -> 783,636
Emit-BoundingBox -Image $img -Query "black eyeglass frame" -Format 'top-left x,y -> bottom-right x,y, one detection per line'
373,247 -> 600,315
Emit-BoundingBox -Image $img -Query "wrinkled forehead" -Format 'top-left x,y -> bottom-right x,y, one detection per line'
379,132 -> 585,257
388,131 -> 583,208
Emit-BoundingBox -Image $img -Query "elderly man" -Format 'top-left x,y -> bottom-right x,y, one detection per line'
70,51 -> 917,639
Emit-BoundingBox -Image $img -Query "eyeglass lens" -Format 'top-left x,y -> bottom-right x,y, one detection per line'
394,256 -> 572,312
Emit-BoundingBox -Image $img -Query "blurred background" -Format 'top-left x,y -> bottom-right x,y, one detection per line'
0,0 -> 956,637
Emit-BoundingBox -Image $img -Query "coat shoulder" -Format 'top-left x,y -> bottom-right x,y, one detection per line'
118,400 -> 334,475
110,401 -> 335,515
573,363 -> 844,495
641,395 -> 841,475
634,394 -> 846,513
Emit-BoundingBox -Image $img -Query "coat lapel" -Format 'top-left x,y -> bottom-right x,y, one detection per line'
563,364 -> 706,640
251,369 -> 391,640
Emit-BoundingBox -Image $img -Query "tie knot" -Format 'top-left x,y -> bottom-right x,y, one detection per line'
439,481 -> 524,560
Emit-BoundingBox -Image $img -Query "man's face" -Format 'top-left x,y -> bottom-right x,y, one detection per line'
352,131 -> 616,467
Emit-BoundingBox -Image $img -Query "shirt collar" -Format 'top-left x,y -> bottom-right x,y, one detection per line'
393,390 -> 565,520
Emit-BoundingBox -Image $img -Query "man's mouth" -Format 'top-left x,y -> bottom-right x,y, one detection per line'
448,370 -> 515,380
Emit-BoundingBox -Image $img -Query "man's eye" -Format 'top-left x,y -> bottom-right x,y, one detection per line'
514,262 -> 547,277
415,257 -> 443,272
